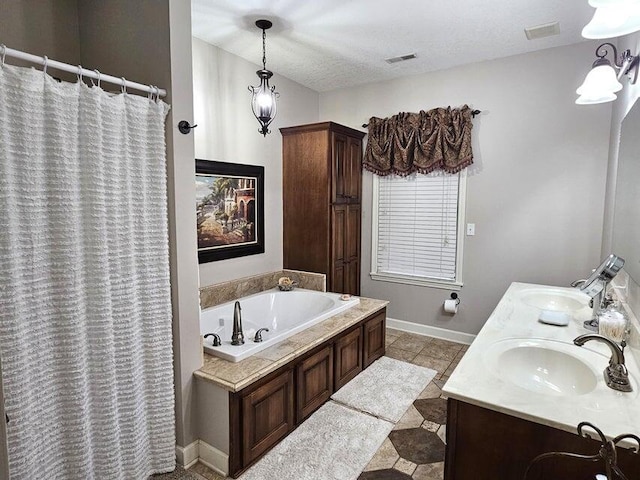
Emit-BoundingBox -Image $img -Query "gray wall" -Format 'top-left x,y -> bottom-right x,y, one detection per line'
0,0 -> 80,66
192,37 -> 320,287
320,41 -> 612,335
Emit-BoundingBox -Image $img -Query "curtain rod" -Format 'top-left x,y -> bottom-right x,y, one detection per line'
0,45 -> 166,98
361,109 -> 481,128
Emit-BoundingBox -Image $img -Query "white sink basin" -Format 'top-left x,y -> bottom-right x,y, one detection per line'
516,288 -> 590,312
484,339 -> 600,396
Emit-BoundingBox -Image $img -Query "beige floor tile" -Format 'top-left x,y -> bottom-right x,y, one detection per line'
410,355 -> 451,376
418,382 -> 442,399
421,419 -> 440,432
413,462 -> 445,480
363,437 -> 400,471
393,333 -> 431,354
436,424 -> 446,444
395,458 -> 417,476
419,342 -> 460,361
386,327 -> 402,338
385,347 -> 419,363
394,404 -> 424,430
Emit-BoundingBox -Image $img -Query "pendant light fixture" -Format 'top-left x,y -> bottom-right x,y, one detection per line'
248,19 -> 279,137
576,42 -> 639,104
582,0 -> 640,39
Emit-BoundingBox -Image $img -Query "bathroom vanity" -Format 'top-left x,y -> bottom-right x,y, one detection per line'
195,297 -> 387,477
442,283 -> 640,479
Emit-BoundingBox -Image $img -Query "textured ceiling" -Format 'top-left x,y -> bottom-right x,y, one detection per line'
191,0 -> 595,92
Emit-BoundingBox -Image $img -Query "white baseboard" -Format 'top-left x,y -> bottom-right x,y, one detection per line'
387,317 -> 476,345
176,440 -> 199,470
175,440 -> 229,475
198,440 -> 229,476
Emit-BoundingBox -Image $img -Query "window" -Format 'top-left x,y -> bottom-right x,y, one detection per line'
371,171 -> 466,289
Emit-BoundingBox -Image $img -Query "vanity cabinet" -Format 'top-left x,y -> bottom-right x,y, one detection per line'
228,307 -> 386,478
281,122 -> 366,295
445,399 -> 640,479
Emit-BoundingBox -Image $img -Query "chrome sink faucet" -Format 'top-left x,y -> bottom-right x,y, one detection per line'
571,254 -> 625,331
574,334 -> 632,392
231,301 -> 244,345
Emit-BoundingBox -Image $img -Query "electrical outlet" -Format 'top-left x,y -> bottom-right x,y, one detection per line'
466,223 -> 475,236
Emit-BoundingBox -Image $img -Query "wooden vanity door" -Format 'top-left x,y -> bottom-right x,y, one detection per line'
296,346 -> 334,422
334,327 -> 362,390
241,369 -> 295,464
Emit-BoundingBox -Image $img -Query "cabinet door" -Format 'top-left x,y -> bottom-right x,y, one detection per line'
332,133 -> 348,203
363,311 -> 386,367
296,346 -> 334,422
330,205 -> 347,293
334,327 -> 362,390
242,369 -> 295,464
346,136 -> 362,202
345,204 -> 360,295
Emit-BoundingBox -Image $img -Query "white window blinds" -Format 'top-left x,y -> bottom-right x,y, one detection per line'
376,173 -> 460,282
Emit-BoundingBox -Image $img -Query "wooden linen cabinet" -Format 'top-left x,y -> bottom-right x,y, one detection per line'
281,122 -> 366,295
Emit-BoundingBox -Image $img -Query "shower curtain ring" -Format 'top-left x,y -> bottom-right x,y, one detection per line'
42,56 -> 48,76
77,65 -> 83,83
93,69 -> 101,88
0,45 -> 6,68
121,77 -> 127,94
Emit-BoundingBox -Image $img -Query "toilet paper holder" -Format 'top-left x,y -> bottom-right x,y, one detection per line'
450,292 -> 461,305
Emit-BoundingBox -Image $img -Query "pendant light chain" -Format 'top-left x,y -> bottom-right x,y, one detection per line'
262,28 -> 267,70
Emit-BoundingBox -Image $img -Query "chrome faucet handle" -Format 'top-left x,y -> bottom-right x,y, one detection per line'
204,333 -> 222,347
254,328 -> 269,343
571,279 -> 587,288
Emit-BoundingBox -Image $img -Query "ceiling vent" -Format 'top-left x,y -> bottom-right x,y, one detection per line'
524,22 -> 561,40
385,53 -> 417,64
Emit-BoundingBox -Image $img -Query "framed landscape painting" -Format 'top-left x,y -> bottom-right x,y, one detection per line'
195,160 -> 265,263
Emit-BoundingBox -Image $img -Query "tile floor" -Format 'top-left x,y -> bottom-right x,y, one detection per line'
170,328 -> 468,480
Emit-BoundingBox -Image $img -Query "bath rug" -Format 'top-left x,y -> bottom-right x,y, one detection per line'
331,356 -> 437,423
238,401 -> 394,480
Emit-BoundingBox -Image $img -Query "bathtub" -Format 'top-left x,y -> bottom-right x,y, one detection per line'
200,288 -> 360,362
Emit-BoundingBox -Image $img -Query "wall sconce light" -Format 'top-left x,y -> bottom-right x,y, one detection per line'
582,0 -> 640,39
248,19 -> 279,137
576,42 -> 639,104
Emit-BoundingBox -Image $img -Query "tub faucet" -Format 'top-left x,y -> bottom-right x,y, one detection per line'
573,333 -> 632,392
231,301 -> 244,346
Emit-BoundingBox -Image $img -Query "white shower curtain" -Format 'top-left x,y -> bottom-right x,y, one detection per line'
0,64 -> 175,479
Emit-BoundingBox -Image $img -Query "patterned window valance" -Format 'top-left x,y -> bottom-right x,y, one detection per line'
363,105 -> 474,176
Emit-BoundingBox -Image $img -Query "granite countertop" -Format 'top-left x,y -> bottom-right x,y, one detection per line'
195,297 -> 389,392
443,282 -> 640,443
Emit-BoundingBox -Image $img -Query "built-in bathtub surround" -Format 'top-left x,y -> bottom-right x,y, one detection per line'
196,297 -> 387,391
199,270 -> 325,309
201,289 -> 360,362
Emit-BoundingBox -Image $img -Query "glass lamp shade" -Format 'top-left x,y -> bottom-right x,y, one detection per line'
577,63 -> 623,94
588,0 -> 640,7
249,69 -> 279,136
582,4 -> 640,38
576,91 -> 618,104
